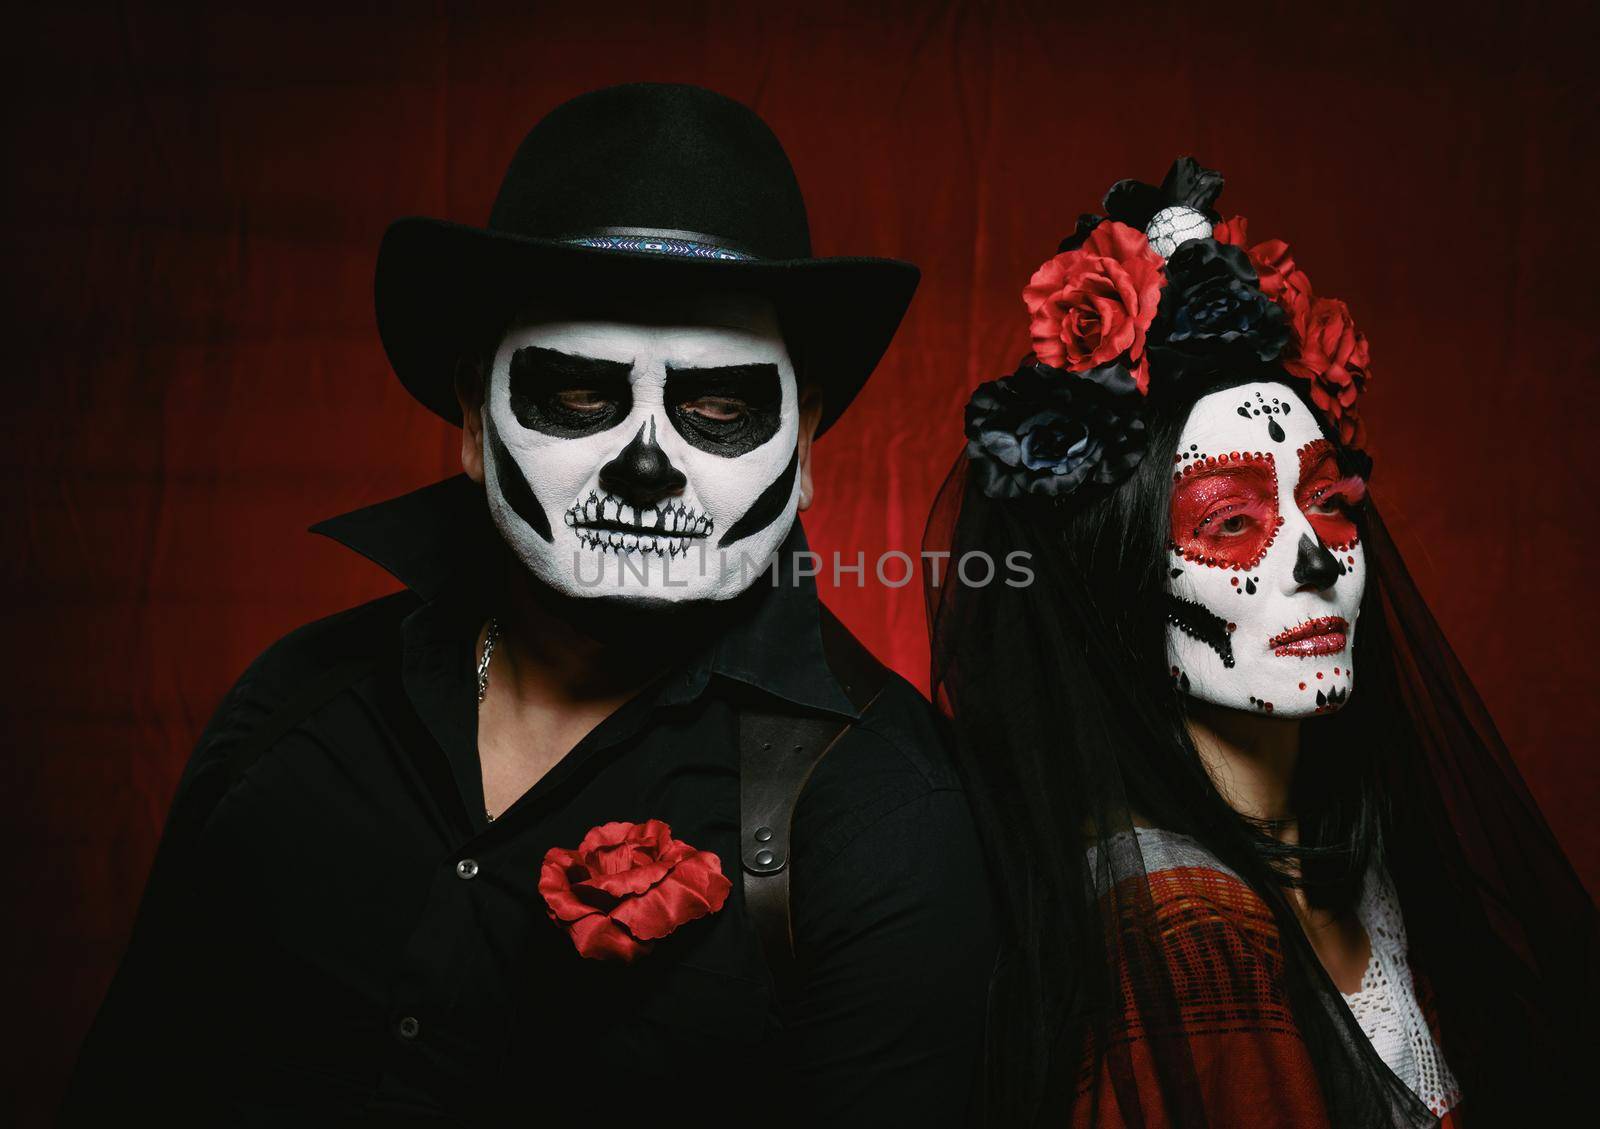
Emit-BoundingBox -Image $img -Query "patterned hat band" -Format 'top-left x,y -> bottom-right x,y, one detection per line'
556,226 -> 759,261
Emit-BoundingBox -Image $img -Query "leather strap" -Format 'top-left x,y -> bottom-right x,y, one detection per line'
740,606 -> 891,1000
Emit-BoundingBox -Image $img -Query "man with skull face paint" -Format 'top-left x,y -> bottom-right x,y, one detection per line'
928,160 -> 1595,1126
482,295 -> 807,604
65,85 -> 995,1127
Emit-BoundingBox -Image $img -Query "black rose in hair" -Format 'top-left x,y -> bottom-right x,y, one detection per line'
1103,156 -> 1226,232
965,361 -> 1147,499
1058,157 -> 1225,255
1148,239 -> 1289,378
1057,213 -> 1104,254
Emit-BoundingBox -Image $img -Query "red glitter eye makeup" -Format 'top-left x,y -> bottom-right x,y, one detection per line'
1169,453 -> 1283,569
1295,440 -> 1364,550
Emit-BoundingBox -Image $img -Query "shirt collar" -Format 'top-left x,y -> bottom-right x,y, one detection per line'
311,475 -> 857,720
696,519 -> 858,719
310,474 -> 496,603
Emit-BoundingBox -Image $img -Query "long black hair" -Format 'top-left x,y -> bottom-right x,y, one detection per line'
927,366 -> 1593,1126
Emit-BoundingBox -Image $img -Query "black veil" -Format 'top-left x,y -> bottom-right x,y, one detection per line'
924,427 -> 1596,1126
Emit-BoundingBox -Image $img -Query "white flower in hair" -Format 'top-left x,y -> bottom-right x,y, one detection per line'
1144,206 -> 1213,258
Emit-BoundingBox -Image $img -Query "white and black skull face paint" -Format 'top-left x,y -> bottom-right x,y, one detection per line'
481,295 -> 801,603
1164,380 -> 1368,718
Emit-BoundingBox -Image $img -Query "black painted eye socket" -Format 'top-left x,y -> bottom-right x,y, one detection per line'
508,346 -> 633,438
666,363 -> 783,457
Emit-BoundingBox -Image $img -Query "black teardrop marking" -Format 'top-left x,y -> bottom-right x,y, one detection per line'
1237,406 -> 1252,419
1164,595 -> 1235,668
1316,689 -> 1327,706
1245,577 -> 1257,595
1170,567 -> 1183,578
1267,418 -> 1286,442
598,417 -> 687,508
1292,533 -> 1341,589
718,446 -> 799,548
486,411 -> 552,542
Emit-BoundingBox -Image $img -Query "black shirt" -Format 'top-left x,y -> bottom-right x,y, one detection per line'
64,475 -> 995,1126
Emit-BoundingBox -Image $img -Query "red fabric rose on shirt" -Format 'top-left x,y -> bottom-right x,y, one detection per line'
1023,221 -> 1166,392
539,819 -> 732,964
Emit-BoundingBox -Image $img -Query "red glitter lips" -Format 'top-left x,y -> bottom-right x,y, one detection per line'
1269,616 -> 1348,657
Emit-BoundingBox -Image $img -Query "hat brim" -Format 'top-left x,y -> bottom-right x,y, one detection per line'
374,217 -> 920,437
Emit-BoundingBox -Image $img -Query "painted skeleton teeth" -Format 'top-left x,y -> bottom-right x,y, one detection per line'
569,493 -> 714,552
573,527 -> 709,558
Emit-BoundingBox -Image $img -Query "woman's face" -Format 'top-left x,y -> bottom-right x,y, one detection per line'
1164,380 -> 1367,718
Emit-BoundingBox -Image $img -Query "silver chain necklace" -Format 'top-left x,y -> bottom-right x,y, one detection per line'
477,618 -> 500,822
477,617 -> 500,705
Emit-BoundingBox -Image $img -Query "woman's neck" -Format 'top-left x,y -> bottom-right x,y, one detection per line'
1185,700 -> 1369,984
1185,698 -> 1302,831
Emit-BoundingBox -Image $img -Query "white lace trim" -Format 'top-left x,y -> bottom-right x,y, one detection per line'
1342,867 -> 1462,1117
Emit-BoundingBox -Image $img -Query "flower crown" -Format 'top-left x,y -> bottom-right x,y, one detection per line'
965,157 -> 1370,500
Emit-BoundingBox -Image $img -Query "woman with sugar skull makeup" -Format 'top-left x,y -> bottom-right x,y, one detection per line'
926,159 -> 1595,1126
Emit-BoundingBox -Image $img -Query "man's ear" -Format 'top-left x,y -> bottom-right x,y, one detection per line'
455,360 -> 486,484
796,384 -> 824,511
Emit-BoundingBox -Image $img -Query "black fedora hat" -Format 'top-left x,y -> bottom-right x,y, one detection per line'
375,83 -> 919,437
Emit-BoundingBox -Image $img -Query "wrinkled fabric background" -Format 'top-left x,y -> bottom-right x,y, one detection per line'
4,1 -> 1595,1121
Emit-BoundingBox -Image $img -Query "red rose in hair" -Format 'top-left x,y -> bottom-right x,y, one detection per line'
1209,214 -> 1368,444
1023,221 -> 1165,392
539,819 -> 731,964
1272,265 -> 1316,325
1283,296 -> 1370,429
1247,239 -> 1299,301
1213,215 -> 1302,303
1212,214 -> 1250,246
1335,407 -> 1367,449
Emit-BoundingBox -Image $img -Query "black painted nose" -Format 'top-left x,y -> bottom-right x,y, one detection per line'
598,418 -> 687,508
1292,532 -> 1342,590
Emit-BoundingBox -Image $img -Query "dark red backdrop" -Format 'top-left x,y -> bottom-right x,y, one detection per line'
5,1 -> 1596,1121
